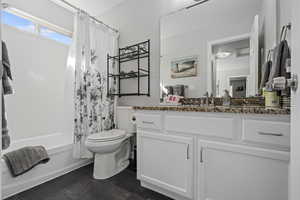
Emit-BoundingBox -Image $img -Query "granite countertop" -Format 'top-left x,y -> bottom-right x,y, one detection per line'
133,106 -> 290,115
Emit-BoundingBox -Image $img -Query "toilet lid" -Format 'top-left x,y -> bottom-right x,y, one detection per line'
87,129 -> 126,142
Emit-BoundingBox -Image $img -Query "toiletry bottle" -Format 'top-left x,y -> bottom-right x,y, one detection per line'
223,90 -> 231,106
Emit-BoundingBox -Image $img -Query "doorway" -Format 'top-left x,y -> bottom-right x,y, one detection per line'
229,76 -> 247,98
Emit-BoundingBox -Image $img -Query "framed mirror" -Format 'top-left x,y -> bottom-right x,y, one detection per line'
160,0 -> 277,102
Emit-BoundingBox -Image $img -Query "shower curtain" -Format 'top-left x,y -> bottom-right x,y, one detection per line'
68,12 -> 119,159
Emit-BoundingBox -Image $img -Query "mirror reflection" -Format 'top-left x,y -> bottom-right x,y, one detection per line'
212,38 -> 250,98
160,0 -> 278,103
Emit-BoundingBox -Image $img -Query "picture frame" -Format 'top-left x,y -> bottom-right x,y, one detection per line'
171,56 -> 198,79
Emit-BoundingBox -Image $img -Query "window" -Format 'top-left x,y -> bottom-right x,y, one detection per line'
40,26 -> 72,45
1,9 -> 72,45
2,10 -> 35,33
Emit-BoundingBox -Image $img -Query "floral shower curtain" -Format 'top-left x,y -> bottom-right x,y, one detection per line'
68,12 -> 119,159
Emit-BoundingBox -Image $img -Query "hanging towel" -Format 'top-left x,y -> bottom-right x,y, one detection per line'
2,95 -> 10,150
2,42 -> 12,80
3,146 -> 50,177
260,60 -> 272,90
267,40 -> 291,87
2,41 -> 13,95
2,41 -> 13,150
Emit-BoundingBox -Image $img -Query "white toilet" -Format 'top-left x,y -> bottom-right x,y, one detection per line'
85,107 -> 135,179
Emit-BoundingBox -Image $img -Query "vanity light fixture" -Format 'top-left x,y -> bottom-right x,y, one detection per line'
216,51 -> 232,59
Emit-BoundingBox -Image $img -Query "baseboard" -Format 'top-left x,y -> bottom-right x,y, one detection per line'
3,159 -> 92,199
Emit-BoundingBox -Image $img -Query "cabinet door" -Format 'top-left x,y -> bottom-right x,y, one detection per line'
139,131 -> 194,198
198,141 -> 289,200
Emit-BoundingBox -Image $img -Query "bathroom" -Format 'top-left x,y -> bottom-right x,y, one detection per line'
0,0 -> 300,199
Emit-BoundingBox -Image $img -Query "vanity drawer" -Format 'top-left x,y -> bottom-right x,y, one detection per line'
165,115 -> 234,139
136,114 -> 162,130
242,119 -> 290,148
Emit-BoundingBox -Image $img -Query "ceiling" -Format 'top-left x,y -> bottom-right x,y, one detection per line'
50,0 -> 128,16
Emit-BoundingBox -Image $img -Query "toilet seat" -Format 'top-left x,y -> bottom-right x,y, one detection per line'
87,129 -> 126,142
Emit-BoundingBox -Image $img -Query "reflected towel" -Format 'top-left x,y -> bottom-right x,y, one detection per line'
3,146 -> 50,177
260,60 -> 272,90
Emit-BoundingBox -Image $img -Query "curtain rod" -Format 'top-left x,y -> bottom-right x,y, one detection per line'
185,0 -> 210,9
56,0 -> 119,33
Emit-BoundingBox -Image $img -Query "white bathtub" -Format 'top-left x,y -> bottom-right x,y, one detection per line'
2,133 -> 92,199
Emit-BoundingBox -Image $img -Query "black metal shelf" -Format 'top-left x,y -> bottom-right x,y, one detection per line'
109,69 -> 149,80
107,40 -> 150,97
109,51 -> 149,63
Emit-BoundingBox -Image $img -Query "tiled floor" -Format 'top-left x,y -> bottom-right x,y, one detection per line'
6,165 -> 173,200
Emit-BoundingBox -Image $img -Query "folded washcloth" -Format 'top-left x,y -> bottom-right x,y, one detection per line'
3,146 -> 50,177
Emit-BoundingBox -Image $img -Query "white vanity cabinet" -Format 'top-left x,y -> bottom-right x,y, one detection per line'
135,111 -> 290,200
198,141 -> 289,200
139,131 -> 194,198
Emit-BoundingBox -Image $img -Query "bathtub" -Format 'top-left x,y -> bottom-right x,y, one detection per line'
2,133 -> 92,199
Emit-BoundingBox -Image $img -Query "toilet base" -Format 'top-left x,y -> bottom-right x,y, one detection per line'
93,139 -> 130,180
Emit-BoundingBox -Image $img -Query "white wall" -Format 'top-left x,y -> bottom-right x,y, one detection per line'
259,0 -> 292,62
3,25 -> 71,140
290,0 -> 300,199
100,0 -> 262,106
259,0 -> 277,61
278,0 -> 292,43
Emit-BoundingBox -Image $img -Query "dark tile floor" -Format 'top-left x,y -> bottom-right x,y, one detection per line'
6,165 -> 173,200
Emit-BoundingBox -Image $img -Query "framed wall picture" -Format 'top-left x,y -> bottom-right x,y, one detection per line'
171,56 -> 198,79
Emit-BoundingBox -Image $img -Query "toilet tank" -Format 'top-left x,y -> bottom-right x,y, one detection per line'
116,106 -> 136,134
